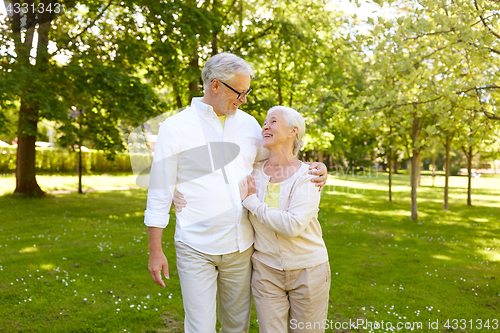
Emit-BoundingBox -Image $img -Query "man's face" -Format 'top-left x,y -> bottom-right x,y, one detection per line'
215,74 -> 251,116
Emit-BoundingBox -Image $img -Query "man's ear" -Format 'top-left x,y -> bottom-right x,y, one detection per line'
211,79 -> 219,94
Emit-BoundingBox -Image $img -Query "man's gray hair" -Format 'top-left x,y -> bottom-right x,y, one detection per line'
267,106 -> 306,156
202,53 -> 254,90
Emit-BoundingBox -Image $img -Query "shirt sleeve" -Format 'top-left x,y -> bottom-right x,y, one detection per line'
144,121 -> 178,228
242,174 -> 321,238
255,144 -> 270,162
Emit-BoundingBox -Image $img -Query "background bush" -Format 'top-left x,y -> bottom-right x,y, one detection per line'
0,147 -> 135,173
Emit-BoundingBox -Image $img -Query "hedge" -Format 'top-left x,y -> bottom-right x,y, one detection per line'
0,147 -> 134,173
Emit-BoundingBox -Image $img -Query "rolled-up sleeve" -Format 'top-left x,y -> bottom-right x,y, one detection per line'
144,122 -> 178,228
242,176 -> 320,238
255,143 -> 269,162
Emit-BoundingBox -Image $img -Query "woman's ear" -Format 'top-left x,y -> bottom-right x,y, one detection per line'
289,126 -> 298,138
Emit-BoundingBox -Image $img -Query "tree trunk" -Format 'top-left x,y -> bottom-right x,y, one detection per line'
431,154 -> 436,187
410,113 -> 421,220
188,49 -> 199,104
394,151 -> 399,174
78,145 -> 83,194
173,82 -> 183,109
410,151 -> 420,220
304,150 -> 311,163
318,151 -> 324,165
388,144 -> 393,203
467,145 -> 473,206
388,125 -> 393,203
443,135 -> 451,210
211,31 -> 218,56
277,62 -> 283,105
15,101 -> 44,196
211,0 -> 218,55
14,10 -> 52,196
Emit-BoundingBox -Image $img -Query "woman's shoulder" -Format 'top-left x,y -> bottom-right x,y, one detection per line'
279,161 -> 314,185
297,161 -> 314,181
286,162 -> 320,200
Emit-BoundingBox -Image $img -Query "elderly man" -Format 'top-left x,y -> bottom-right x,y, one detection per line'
145,53 -> 326,333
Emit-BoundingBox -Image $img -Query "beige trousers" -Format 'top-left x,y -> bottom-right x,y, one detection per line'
251,258 -> 331,333
175,241 -> 253,333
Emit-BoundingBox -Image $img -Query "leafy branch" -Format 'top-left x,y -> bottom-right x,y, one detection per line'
235,23 -> 274,51
67,0 -> 114,43
474,0 -> 500,39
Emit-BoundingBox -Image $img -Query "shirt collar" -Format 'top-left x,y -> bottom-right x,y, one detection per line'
191,97 -> 217,118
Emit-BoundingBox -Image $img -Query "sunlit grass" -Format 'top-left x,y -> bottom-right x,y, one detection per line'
0,172 -> 499,332
321,172 -> 500,332
0,189 -> 187,332
0,172 -> 138,195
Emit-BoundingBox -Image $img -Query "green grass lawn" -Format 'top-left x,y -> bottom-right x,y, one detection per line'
0,172 -> 499,332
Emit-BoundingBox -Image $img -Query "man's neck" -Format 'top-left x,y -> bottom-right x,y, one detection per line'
200,97 -> 223,116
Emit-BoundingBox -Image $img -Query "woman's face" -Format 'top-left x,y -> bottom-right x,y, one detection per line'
261,110 -> 296,150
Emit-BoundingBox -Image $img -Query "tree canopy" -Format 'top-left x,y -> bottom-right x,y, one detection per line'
0,0 -> 499,219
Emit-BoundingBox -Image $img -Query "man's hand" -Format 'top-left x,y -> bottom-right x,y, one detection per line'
148,251 -> 169,288
308,162 -> 328,191
173,192 -> 186,212
239,175 -> 256,201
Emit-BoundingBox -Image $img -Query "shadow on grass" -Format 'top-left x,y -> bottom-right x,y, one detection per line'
1,181 -> 499,332
0,190 -> 185,332
319,185 -> 500,328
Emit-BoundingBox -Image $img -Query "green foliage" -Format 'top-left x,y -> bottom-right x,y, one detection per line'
0,0 -> 167,194
0,172 -> 139,195
346,0 -> 500,215
0,147 -> 17,173
1,0 -> 499,208
0,147 -> 133,173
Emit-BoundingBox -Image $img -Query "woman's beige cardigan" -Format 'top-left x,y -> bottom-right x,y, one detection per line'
242,161 -> 329,270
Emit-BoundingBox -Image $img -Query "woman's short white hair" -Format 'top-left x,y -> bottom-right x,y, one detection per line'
202,53 -> 254,90
267,106 -> 306,156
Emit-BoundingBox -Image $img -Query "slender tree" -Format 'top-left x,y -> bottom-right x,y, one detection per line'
1,0 -> 162,196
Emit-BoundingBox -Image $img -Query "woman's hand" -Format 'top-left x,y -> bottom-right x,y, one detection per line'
172,192 -> 186,212
247,175 -> 256,196
239,175 -> 256,201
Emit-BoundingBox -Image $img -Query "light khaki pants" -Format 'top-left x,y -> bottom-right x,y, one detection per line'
251,258 -> 331,333
175,241 -> 253,333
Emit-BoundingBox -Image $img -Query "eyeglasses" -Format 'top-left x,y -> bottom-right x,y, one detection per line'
212,79 -> 252,100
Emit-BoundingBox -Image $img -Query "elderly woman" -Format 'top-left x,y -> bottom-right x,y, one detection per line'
239,106 -> 330,333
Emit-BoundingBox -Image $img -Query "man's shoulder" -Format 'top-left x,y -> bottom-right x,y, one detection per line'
235,109 -> 258,123
160,107 -> 197,128
233,110 -> 261,133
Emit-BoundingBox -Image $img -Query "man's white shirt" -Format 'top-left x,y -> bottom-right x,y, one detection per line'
144,98 -> 268,255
